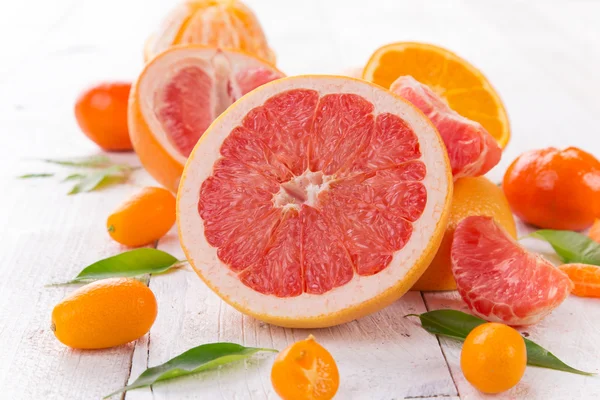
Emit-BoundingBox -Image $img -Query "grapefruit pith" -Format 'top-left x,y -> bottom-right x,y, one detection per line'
129,45 -> 284,191
452,216 -> 572,326
178,76 -> 453,328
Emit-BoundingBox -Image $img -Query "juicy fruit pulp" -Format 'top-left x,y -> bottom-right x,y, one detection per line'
200,89 -> 427,296
559,264 -> 600,298
451,216 -> 572,325
145,0 -> 274,63
154,50 -> 282,157
391,76 -> 501,179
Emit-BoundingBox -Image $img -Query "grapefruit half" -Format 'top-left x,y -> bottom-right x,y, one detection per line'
129,45 -> 284,191
452,216 -> 572,326
177,76 -> 453,328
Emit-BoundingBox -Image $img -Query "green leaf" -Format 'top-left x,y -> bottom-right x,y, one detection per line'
62,173 -> 86,182
105,343 -> 277,398
531,230 -> 600,265
42,155 -> 112,168
67,165 -> 132,195
50,248 -> 182,285
17,173 -> 54,179
407,310 -> 594,376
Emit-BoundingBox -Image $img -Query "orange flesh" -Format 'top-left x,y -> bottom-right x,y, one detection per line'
198,89 -> 428,296
559,264 -> 600,298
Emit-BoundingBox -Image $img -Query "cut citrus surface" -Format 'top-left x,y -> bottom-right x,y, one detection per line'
591,219 -> 600,243
177,76 -> 452,328
412,177 -> 516,291
363,42 -> 510,148
391,76 -> 501,179
452,216 -> 572,326
144,0 -> 275,63
129,45 -> 284,191
559,264 -> 600,298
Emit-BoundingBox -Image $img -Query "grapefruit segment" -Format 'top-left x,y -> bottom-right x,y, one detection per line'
451,216 -> 572,326
390,76 -> 501,179
177,76 -> 452,328
129,46 -> 284,191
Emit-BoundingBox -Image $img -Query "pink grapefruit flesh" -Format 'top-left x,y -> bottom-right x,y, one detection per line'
390,76 -> 501,179
177,76 -> 452,327
451,216 -> 573,326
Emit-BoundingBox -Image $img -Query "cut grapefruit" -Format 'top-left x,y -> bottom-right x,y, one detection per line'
129,45 -> 284,191
362,42 -> 510,148
144,0 -> 275,63
390,76 -> 501,179
451,216 -> 572,326
177,76 -> 453,328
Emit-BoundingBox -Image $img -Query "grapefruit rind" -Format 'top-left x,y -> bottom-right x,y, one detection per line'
177,75 -> 452,328
129,45 -> 284,192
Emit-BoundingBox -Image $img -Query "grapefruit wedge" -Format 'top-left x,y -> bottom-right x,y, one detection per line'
452,216 -> 572,326
177,76 -> 453,328
129,45 -> 284,191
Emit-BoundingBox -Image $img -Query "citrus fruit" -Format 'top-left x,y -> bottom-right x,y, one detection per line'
74,81 -> 132,151
271,335 -> 339,400
503,147 -> 600,230
107,187 -> 176,247
452,216 -> 572,325
412,177 -> 516,291
362,42 -> 510,148
129,45 -> 284,192
144,0 -> 274,63
461,322 -> 527,394
590,219 -> 600,243
177,75 -> 453,328
51,278 -> 157,349
390,76 -> 501,179
559,264 -> 600,298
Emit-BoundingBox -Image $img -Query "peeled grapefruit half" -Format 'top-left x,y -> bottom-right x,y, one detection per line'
452,216 -> 572,326
129,45 -> 284,191
177,76 -> 453,328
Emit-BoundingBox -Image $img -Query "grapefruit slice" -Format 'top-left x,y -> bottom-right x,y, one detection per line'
129,45 -> 284,191
390,76 -> 501,179
144,0 -> 275,64
451,216 -> 572,326
177,76 -> 453,328
362,42 -> 510,148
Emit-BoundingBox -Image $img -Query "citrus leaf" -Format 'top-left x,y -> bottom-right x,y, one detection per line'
67,165 -> 131,195
62,173 -> 86,182
407,310 -> 594,376
49,248 -> 181,285
42,155 -> 112,168
17,173 -> 54,179
104,343 -> 277,398
531,230 -> 600,265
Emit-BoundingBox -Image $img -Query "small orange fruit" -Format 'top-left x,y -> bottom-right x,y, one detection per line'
271,335 -> 339,400
51,278 -> 157,349
74,82 -> 132,151
461,322 -> 527,394
590,219 -> 600,243
107,187 -> 176,247
503,147 -> 600,230
559,263 -> 600,298
413,177 -> 516,291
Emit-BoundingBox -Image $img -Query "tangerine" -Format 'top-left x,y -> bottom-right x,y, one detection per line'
74,82 -> 132,151
503,147 -> 600,230
461,322 -> 527,394
559,263 -> 600,298
271,335 -> 339,400
589,219 -> 600,243
107,187 -> 176,247
51,278 -> 157,349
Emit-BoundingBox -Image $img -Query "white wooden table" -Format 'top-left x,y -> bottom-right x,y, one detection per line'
1,1 -> 599,399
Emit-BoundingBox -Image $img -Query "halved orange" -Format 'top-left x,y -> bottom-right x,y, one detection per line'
177,75 -> 453,328
129,45 -> 284,191
363,42 -> 510,148
144,0 -> 275,64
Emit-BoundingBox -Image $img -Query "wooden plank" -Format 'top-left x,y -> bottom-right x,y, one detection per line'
123,233 -> 457,399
